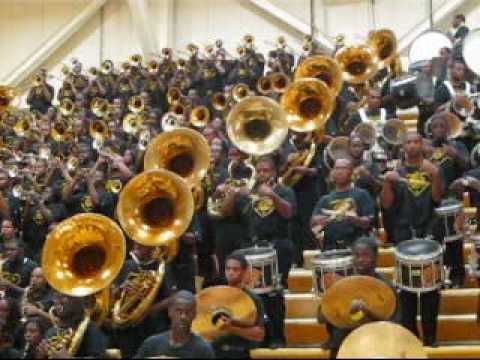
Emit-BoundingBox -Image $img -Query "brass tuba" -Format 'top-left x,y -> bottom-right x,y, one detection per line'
89,119 -> 109,142
190,105 -> 211,127
0,86 -> 16,113
51,120 -> 70,142
367,29 -> 398,69
130,54 -> 143,67
14,115 -> 33,137
91,97 -> 110,118
257,76 -> 273,95
271,72 -> 290,93
335,45 -> 378,84
128,96 -> 145,114
59,98 -> 76,117
211,92 -> 229,111
281,78 -> 335,132
144,128 -> 211,187
294,55 -> 343,97
167,87 -> 182,105
122,113 -> 144,135
226,96 -> 288,156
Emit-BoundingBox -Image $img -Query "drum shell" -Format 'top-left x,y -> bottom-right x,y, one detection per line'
312,249 -> 354,295
236,247 -> 280,294
435,203 -> 464,243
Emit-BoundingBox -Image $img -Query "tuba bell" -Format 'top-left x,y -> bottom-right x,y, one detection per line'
128,96 -> 145,114
257,76 -> 273,95
367,29 -> 398,69
381,118 -> 407,145
147,60 -> 159,74
100,60 -> 114,75
353,122 -> 377,148
0,86 -> 16,114
167,87 -> 182,105
91,97 -> 110,118
324,136 -> 350,169
161,113 -> 183,132
335,45 -> 378,84
144,128 -> 211,187
211,92 -> 229,111
226,96 -> 288,156
130,54 -> 143,67
424,112 -> 463,139
89,119 -> 109,142
451,95 -> 475,119
294,55 -> 343,97
243,34 -> 255,48
232,83 -> 250,102
271,72 -> 290,93
13,116 -> 32,137
51,120 -> 70,142
59,98 -> 76,117
190,105 -> 211,128
281,78 -> 335,132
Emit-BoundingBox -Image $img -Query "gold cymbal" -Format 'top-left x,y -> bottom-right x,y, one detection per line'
192,286 -> 257,342
337,321 -> 427,359
321,275 -> 396,329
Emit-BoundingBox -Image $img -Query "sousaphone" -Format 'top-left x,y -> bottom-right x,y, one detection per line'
367,29 -> 398,69
294,55 -> 343,97
335,45 -> 378,84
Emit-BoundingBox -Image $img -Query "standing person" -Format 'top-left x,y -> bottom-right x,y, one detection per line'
311,158 -> 374,251
26,71 -> 54,115
434,60 -> 473,107
381,132 -> 443,346
135,291 -> 215,359
211,252 -> 266,359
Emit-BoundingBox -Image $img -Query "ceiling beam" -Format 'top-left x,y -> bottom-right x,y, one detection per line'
126,0 -> 159,60
398,0 -> 468,54
3,0 -> 108,87
246,0 -> 335,51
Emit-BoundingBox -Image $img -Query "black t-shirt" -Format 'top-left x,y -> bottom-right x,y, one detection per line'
312,188 -> 375,250
27,85 -> 54,114
65,184 -> 116,216
1,257 -> 37,298
235,185 -> 296,243
46,321 -> 108,358
135,331 -> 215,359
429,140 -> 468,188
389,164 -> 439,242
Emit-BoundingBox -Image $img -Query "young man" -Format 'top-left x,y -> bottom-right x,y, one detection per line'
317,236 -> 400,359
434,60 -> 473,107
37,293 -> 108,358
135,291 -> 215,359
381,132 -> 443,346
212,252 -> 266,359
311,158 -> 375,250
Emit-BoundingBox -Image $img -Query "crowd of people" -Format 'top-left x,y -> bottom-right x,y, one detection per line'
0,12 -> 477,359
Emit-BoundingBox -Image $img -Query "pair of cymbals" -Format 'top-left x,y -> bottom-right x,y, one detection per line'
192,286 -> 257,342
321,275 -> 396,329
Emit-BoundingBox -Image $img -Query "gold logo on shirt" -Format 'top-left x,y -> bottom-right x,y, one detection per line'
324,198 -> 358,221
405,171 -> 430,197
81,195 -> 94,212
430,147 -> 449,166
33,209 -> 46,225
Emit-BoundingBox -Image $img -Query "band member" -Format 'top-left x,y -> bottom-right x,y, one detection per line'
349,88 -> 389,131
212,252 -> 265,359
27,71 -> 54,115
135,291 -> 215,359
0,298 -> 21,358
434,59 -> 472,107
381,132 -> 443,345
22,317 -> 50,359
222,156 -> 296,287
318,236 -> 400,358
311,158 -> 374,250
21,267 -> 54,323
448,14 -> 470,48
37,293 -> 108,358
113,243 -> 173,358
0,238 -> 37,299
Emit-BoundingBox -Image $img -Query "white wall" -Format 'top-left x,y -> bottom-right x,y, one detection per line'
1,0 -> 479,89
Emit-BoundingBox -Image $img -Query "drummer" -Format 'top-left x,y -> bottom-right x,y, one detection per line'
381,131 -> 443,346
317,236 -> 400,359
212,252 -> 266,359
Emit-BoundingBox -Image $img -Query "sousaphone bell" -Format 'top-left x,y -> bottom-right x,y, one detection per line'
335,45 -> 378,84
294,55 -> 343,97
367,29 -> 398,69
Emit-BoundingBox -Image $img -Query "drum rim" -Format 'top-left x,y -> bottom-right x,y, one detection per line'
435,203 -> 463,216
394,239 -> 443,261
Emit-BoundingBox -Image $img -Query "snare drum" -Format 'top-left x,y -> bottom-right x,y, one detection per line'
394,238 -> 444,293
237,247 -> 280,294
435,200 -> 465,242
312,249 -> 354,296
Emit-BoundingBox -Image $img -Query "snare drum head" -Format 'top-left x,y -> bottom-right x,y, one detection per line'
236,246 -> 274,258
435,199 -> 463,216
395,239 -> 441,257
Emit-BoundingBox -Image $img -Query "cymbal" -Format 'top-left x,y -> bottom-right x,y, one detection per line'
337,321 -> 427,358
321,275 -> 396,329
192,286 -> 257,342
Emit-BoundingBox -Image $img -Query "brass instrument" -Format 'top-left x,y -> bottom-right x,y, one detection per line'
277,36 -> 287,49
128,95 -> 145,114
167,87 -> 182,105
190,105 -> 211,128
147,60 -> 159,74
13,116 -> 32,137
176,58 -> 187,71
0,86 -> 16,113
144,128 -> 211,187
91,97 -> 110,118
211,92 -> 229,111
451,95 -> 475,118
121,62 -> 130,72
89,119 -> 109,142
335,45 -> 378,84
271,72 -> 290,93
33,74 -> 44,86
138,129 -> 151,151
122,113 -> 144,135
66,156 -> 79,172
192,185 -> 205,212
130,54 -> 143,67
367,29 -> 397,69
215,39 -> 223,49
187,43 -> 199,56
353,122 -> 377,147
424,112 -> 463,139
243,34 -> 255,48
226,96 -> 288,156
161,113 -> 183,132
294,55 -> 343,97
232,83 -> 250,102
161,48 -> 172,58
105,179 -> 123,194
257,76 -> 273,95
51,120 -> 70,142
47,316 -> 91,358
207,161 -> 256,218
381,118 -> 407,145
324,136 -> 350,169
59,98 -> 76,117
281,78 -> 335,132
101,60 -> 114,75
279,141 -> 316,187
170,103 -> 187,117
88,67 -> 99,77
205,44 -> 215,58
237,46 -> 246,57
